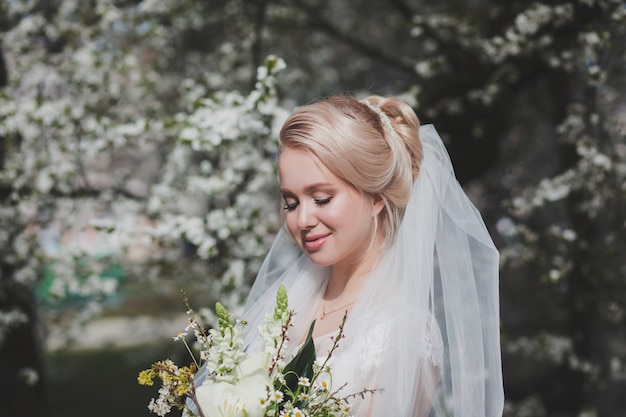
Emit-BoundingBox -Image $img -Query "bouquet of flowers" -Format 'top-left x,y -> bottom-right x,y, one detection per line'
138,285 -> 373,417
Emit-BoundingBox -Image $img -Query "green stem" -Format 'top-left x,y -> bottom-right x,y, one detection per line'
182,337 -> 200,370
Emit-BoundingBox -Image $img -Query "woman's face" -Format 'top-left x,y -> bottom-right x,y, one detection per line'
278,147 -> 384,270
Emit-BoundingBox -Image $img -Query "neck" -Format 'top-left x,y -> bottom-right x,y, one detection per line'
325,243 -> 382,302
324,226 -> 384,302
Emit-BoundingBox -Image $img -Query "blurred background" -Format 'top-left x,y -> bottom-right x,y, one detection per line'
0,1 -> 624,416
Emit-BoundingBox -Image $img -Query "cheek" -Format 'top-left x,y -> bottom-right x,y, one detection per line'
322,210 -> 345,228
329,201 -> 368,228
342,205 -> 376,238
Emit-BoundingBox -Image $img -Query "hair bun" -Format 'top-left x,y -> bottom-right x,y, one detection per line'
363,95 -> 423,180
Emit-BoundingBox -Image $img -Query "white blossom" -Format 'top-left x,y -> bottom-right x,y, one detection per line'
0,309 -> 29,344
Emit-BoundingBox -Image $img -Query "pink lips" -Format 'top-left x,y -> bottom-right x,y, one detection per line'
303,233 -> 330,251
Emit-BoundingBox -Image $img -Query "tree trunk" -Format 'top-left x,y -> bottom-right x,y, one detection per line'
0,274 -> 49,417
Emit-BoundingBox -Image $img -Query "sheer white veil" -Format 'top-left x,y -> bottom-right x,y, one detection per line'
241,125 -> 504,416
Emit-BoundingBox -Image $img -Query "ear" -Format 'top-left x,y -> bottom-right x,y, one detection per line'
372,195 -> 385,216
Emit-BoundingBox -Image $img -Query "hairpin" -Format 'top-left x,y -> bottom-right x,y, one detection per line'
361,99 -> 394,132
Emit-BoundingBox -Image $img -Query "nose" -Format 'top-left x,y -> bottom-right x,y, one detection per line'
296,201 -> 317,230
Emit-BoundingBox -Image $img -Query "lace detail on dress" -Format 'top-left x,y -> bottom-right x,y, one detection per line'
420,316 -> 444,367
309,312 -> 444,417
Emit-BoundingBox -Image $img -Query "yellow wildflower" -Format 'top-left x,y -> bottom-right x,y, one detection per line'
137,369 -> 155,386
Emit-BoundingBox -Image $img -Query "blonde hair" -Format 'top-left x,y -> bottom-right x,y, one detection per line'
279,94 -> 423,248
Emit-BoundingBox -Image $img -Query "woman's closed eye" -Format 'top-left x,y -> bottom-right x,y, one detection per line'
314,196 -> 332,206
283,196 -> 333,212
284,200 -> 299,211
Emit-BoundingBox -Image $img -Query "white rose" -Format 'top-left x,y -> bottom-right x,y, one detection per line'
196,353 -> 271,417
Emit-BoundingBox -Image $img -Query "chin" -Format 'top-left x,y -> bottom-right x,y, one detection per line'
305,254 -> 335,268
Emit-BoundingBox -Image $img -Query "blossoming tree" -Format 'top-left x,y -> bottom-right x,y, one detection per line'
0,1 -> 287,415
1,1 -> 625,416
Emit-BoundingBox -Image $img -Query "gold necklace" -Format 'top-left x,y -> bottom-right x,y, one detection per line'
320,300 -> 356,320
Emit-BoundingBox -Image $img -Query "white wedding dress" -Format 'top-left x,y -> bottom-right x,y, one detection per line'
310,308 -> 444,416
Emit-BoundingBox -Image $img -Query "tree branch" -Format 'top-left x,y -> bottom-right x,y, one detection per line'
292,2 -> 419,79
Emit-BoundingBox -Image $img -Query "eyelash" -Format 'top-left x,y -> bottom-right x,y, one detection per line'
315,197 -> 332,206
283,197 -> 333,212
284,202 -> 298,211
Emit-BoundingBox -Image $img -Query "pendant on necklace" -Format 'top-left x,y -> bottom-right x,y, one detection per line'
319,300 -> 356,320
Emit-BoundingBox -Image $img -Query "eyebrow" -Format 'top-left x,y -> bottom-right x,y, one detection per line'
280,182 -> 335,195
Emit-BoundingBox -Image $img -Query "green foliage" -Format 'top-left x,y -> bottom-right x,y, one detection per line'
215,302 -> 233,336
273,284 -> 289,322
276,321 -> 317,397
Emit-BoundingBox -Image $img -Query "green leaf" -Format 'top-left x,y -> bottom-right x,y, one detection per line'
275,320 -> 317,395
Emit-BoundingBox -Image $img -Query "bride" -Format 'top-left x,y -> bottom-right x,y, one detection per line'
241,95 -> 504,416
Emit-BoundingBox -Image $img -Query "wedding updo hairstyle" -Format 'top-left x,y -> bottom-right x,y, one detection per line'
279,94 -> 423,248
